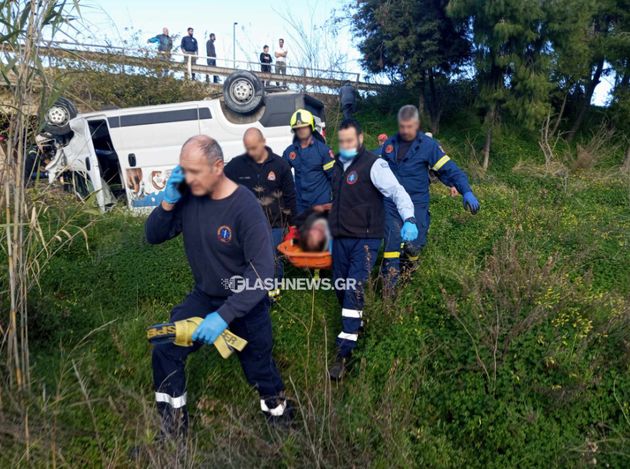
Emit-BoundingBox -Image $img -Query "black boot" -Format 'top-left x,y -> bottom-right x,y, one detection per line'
328,353 -> 350,381
261,394 -> 295,426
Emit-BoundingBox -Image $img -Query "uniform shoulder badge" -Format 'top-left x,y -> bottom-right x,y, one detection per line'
217,225 -> 233,243
289,151 -> 297,160
328,149 -> 335,159
385,144 -> 394,154
346,170 -> 359,185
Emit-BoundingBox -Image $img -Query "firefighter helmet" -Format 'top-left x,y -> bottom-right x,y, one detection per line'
290,109 -> 315,131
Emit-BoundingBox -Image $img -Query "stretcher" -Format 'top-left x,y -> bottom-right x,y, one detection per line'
277,239 -> 332,270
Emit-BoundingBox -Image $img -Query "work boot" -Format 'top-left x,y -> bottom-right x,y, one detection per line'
400,244 -> 421,280
328,353 -> 350,381
261,395 -> 295,427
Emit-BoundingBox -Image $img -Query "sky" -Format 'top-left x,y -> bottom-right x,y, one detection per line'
64,0 -> 612,105
70,0 -> 363,75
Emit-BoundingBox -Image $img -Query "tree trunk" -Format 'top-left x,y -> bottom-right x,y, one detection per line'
482,104 -> 496,170
623,144 -> 630,172
418,70 -> 430,129
551,92 -> 568,137
428,68 -> 441,135
567,59 -> 605,142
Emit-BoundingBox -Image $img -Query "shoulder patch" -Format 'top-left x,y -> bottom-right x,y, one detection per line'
289,151 -> 297,160
346,170 -> 359,185
328,149 -> 335,159
385,144 -> 394,154
217,225 -> 233,243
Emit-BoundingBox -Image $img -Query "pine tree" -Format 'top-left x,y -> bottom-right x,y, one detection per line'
350,0 -> 470,134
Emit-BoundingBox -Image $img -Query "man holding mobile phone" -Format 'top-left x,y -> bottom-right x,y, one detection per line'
145,135 -> 291,440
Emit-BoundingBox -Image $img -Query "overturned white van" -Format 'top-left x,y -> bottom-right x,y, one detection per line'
40,71 -> 327,212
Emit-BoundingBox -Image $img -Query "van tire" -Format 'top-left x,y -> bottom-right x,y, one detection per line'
223,71 -> 264,114
44,97 -> 78,136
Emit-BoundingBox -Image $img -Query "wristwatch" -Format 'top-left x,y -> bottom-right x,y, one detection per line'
404,217 -> 417,224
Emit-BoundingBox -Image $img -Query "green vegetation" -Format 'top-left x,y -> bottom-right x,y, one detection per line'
351,0 -> 630,167
2,101 -> 628,466
1,1 -> 628,466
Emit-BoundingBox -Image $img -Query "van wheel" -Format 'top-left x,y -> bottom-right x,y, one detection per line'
44,97 -> 77,136
223,71 -> 264,114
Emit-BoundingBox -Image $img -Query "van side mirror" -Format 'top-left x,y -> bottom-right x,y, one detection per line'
128,153 -> 136,167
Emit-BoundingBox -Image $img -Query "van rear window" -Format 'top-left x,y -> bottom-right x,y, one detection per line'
108,107 -> 211,128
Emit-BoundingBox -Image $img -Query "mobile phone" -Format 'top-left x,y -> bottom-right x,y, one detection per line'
177,166 -> 189,194
178,179 -> 189,195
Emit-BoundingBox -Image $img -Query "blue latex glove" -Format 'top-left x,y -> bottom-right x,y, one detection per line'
400,221 -> 418,242
164,165 -> 185,204
191,312 -> 228,345
462,191 -> 480,215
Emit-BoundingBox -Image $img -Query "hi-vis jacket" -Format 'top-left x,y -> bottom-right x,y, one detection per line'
381,132 -> 472,205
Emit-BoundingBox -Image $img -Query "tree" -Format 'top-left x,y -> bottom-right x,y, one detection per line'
447,0 -> 586,169
350,0 -> 470,134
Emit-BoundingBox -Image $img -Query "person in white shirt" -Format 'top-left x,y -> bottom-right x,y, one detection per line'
274,38 -> 288,86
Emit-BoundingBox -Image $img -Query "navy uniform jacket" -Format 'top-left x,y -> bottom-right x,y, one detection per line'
381,132 -> 471,206
282,134 -> 334,214
145,186 -> 274,324
181,35 -> 198,53
339,84 -> 356,106
224,147 -> 297,228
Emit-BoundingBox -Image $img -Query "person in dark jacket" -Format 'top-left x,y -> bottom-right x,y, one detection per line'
282,109 -> 335,215
380,105 -> 480,290
328,119 -> 417,380
205,33 -> 219,84
147,27 -> 173,59
260,45 -> 272,86
339,82 -> 356,119
224,128 -> 296,292
145,135 -> 291,439
181,27 -> 198,79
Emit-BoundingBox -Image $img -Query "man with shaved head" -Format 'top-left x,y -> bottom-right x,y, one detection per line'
145,135 -> 292,440
225,128 -> 296,297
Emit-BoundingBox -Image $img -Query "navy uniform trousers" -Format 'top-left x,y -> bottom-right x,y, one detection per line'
152,288 -> 285,435
332,237 -> 381,357
382,201 -> 430,289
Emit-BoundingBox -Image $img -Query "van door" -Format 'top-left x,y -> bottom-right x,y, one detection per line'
64,118 -> 108,210
106,104 -> 206,210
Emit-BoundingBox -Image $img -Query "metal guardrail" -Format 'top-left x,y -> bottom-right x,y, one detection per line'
17,40 -> 382,92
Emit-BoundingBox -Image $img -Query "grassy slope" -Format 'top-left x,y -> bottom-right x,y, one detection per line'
6,106 -> 630,467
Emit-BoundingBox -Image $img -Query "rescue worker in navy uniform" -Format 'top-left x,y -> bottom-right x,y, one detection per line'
145,135 -> 291,439
339,81 -> 356,119
224,127 -> 297,297
282,109 -> 335,215
381,105 -> 480,290
328,119 -> 418,380
180,27 -> 198,79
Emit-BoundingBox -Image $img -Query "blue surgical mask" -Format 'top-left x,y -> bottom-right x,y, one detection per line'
339,148 -> 358,160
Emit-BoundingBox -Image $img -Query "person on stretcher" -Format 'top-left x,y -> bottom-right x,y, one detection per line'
286,203 -> 332,253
